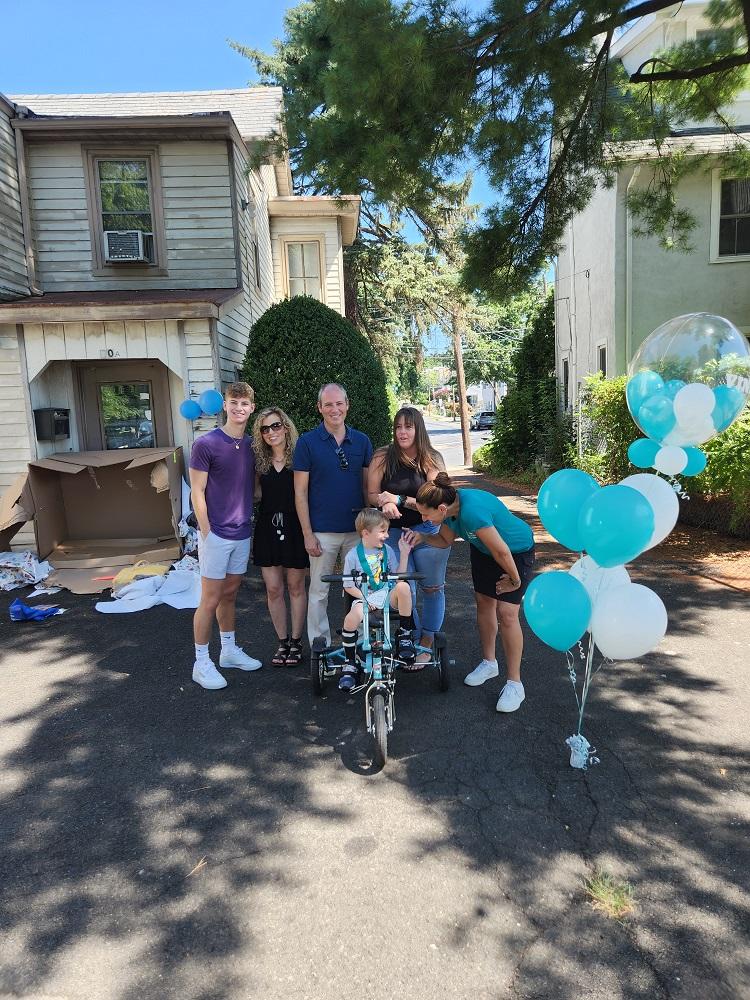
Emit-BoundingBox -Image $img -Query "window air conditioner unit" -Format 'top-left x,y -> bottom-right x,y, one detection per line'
104,229 -> 147,262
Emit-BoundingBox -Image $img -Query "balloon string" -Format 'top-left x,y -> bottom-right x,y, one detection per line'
577,633 -> 596,735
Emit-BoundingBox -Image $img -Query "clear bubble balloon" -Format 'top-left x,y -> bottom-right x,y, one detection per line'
627,313 -> 750,447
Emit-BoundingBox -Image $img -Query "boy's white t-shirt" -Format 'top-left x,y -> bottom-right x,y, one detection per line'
342,543 -> 399,591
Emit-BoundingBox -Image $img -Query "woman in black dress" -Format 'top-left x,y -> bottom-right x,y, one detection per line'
252,407 -> 309,666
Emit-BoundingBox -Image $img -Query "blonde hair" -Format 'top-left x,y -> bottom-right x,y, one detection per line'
225,381 -> 255,402
251,407 -> 298,475
355,507 -> 390,535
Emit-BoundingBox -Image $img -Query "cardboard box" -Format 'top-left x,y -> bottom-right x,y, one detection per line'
0,448 -> 185,592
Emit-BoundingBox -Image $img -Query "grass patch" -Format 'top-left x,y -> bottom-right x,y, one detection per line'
584,870 -> 635,920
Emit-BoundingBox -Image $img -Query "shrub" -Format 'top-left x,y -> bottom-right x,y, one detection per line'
242,296 -> 392,446
693,410 -> 750,529
570,374 -> 633,484
477,294 -> 570,480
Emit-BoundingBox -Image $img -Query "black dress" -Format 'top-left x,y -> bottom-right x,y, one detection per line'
252,465 -> 309,569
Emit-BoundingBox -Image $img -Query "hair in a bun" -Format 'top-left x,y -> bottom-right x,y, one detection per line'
416,472 -> 456,509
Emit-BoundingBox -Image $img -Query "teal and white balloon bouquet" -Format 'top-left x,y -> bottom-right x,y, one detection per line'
525,313 -> 749,769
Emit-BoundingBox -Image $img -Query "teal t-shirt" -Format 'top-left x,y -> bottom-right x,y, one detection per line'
445,488 -> 533,555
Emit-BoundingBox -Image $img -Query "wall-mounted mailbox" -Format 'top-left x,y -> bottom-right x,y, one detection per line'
34,408 -> 70,441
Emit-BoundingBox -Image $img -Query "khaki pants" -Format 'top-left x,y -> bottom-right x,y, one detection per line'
306,531 -> 359,645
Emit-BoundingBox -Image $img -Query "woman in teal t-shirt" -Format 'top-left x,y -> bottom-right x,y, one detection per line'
405,472 -> 535,714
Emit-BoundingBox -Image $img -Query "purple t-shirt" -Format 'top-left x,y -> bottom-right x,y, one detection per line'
189,428 -> 255,540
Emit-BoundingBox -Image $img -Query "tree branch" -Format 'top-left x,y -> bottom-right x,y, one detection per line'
630,51 -> 750,82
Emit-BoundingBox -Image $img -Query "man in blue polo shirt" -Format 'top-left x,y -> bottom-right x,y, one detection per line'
294,383 -> 373,644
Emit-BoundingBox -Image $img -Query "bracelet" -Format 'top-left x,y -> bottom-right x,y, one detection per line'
397,495 -> 405,507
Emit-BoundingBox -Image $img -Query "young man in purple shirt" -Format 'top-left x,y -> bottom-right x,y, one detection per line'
189,382 -> 263,689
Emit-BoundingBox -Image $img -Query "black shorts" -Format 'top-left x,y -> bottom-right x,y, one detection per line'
469,543 -> 536,605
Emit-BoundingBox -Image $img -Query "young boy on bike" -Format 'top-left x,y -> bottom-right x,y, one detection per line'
338,508 -> 416,691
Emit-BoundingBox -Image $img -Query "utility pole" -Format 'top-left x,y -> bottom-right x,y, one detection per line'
451,310 -> 472,466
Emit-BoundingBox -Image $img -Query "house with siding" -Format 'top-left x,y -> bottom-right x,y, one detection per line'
0,87 -> 359,548
555,1 -> 750,411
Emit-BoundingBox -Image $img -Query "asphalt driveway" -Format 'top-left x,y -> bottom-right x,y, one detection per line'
0,473 -> 747,1000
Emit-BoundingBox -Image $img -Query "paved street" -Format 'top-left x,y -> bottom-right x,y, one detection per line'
423,415 -> 491,469
1,464 -> 748,1000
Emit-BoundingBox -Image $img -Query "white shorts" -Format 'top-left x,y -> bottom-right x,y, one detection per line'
352,587 -> 390,612
198,530 -> 251,579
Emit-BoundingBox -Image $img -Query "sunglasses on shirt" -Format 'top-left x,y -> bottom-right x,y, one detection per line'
260,420 -> 284,434
335,446 -> 349,470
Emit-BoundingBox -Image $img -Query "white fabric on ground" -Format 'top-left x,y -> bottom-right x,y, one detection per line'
95,570 -> 200,614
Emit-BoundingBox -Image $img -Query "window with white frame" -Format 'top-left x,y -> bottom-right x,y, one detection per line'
285,241 -> 322,299
562,357 -> 570,410
718,178 -> 750,257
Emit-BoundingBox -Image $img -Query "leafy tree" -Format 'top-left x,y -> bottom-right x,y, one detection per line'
240,0 -> 750,297
481,294 -> 568,477
241,295 -> 392,446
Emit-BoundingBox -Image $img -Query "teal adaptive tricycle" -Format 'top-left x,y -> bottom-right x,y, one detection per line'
311,570 -> 451,767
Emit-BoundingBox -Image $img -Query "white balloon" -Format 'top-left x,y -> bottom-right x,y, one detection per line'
591,583 -> 668,660
673,382 -> 715,424
569,555 -> 631,608
620,473 -> 679,549
653,445 -> 688,476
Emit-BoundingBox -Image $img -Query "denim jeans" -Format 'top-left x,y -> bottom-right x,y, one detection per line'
388,525 -> 451,638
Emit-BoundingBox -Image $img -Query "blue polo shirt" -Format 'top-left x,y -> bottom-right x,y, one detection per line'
293,422 -> 373,533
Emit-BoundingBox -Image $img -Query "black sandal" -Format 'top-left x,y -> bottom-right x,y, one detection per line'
271,638 -> 290,666
285,637 -> 303,667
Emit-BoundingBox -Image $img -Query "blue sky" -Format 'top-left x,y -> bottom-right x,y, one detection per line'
3,0 -> 494,208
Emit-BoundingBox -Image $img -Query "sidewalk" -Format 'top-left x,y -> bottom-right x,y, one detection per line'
0,473 -> 748,999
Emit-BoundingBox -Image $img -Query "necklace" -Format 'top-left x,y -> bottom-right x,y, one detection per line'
223,429 -> 244,450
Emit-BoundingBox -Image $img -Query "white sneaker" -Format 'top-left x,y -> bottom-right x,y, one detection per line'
496,681 -> 525,713
219,646 -> 262,671
193,659 -> 227,690
464,659 -> 499,686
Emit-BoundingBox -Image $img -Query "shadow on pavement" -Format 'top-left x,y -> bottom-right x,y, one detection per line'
0,476 -> 747,998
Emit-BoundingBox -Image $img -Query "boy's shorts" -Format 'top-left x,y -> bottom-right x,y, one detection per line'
198,530 -> 251,579
352,587 -> 390,612
470,544 -> 535,606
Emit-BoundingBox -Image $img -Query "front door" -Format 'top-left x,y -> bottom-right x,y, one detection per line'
76,360 -> 173,451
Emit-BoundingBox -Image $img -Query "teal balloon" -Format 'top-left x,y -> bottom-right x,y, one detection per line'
578,485 -> 655,568
712,385 -> 745,432
523,572 -> 592,652
199,389 -> 224,415
179,399 -> 202,420
637,394 -> 675,441
682,447 -> 707,476
627,370 -> 664,415
628,438 -> 660,469
664,379 -> 686,399
537,469 -> 600,551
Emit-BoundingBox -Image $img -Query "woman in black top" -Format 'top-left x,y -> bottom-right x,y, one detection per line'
367,407 -> 449,667
252,407 -> 309,666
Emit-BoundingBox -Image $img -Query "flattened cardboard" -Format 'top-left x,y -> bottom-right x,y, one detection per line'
0,471 -> 35,551
47,539 -> 181,594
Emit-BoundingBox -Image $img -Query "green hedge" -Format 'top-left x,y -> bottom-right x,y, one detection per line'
242,296 -> 392,446
475,294 -> 570,486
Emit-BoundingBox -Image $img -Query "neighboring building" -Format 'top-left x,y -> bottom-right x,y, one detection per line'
555,1 -> 750,411
466,382 -> 506,411
0,88 -> 359,546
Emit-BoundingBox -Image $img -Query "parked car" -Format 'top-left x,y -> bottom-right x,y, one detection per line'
470,410 -> 496,431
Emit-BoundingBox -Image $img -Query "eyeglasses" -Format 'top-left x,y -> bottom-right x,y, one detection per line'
335,446 -> 349,470
260,421 -> 283,435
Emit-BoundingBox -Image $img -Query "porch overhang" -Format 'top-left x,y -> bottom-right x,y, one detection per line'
268,195 -> 361,246
0,287 -> 243,323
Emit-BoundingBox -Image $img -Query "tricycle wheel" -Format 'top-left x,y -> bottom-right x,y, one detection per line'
372,692 -> 388,768
434,632 -> 450,692
311,636 -> 326,695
